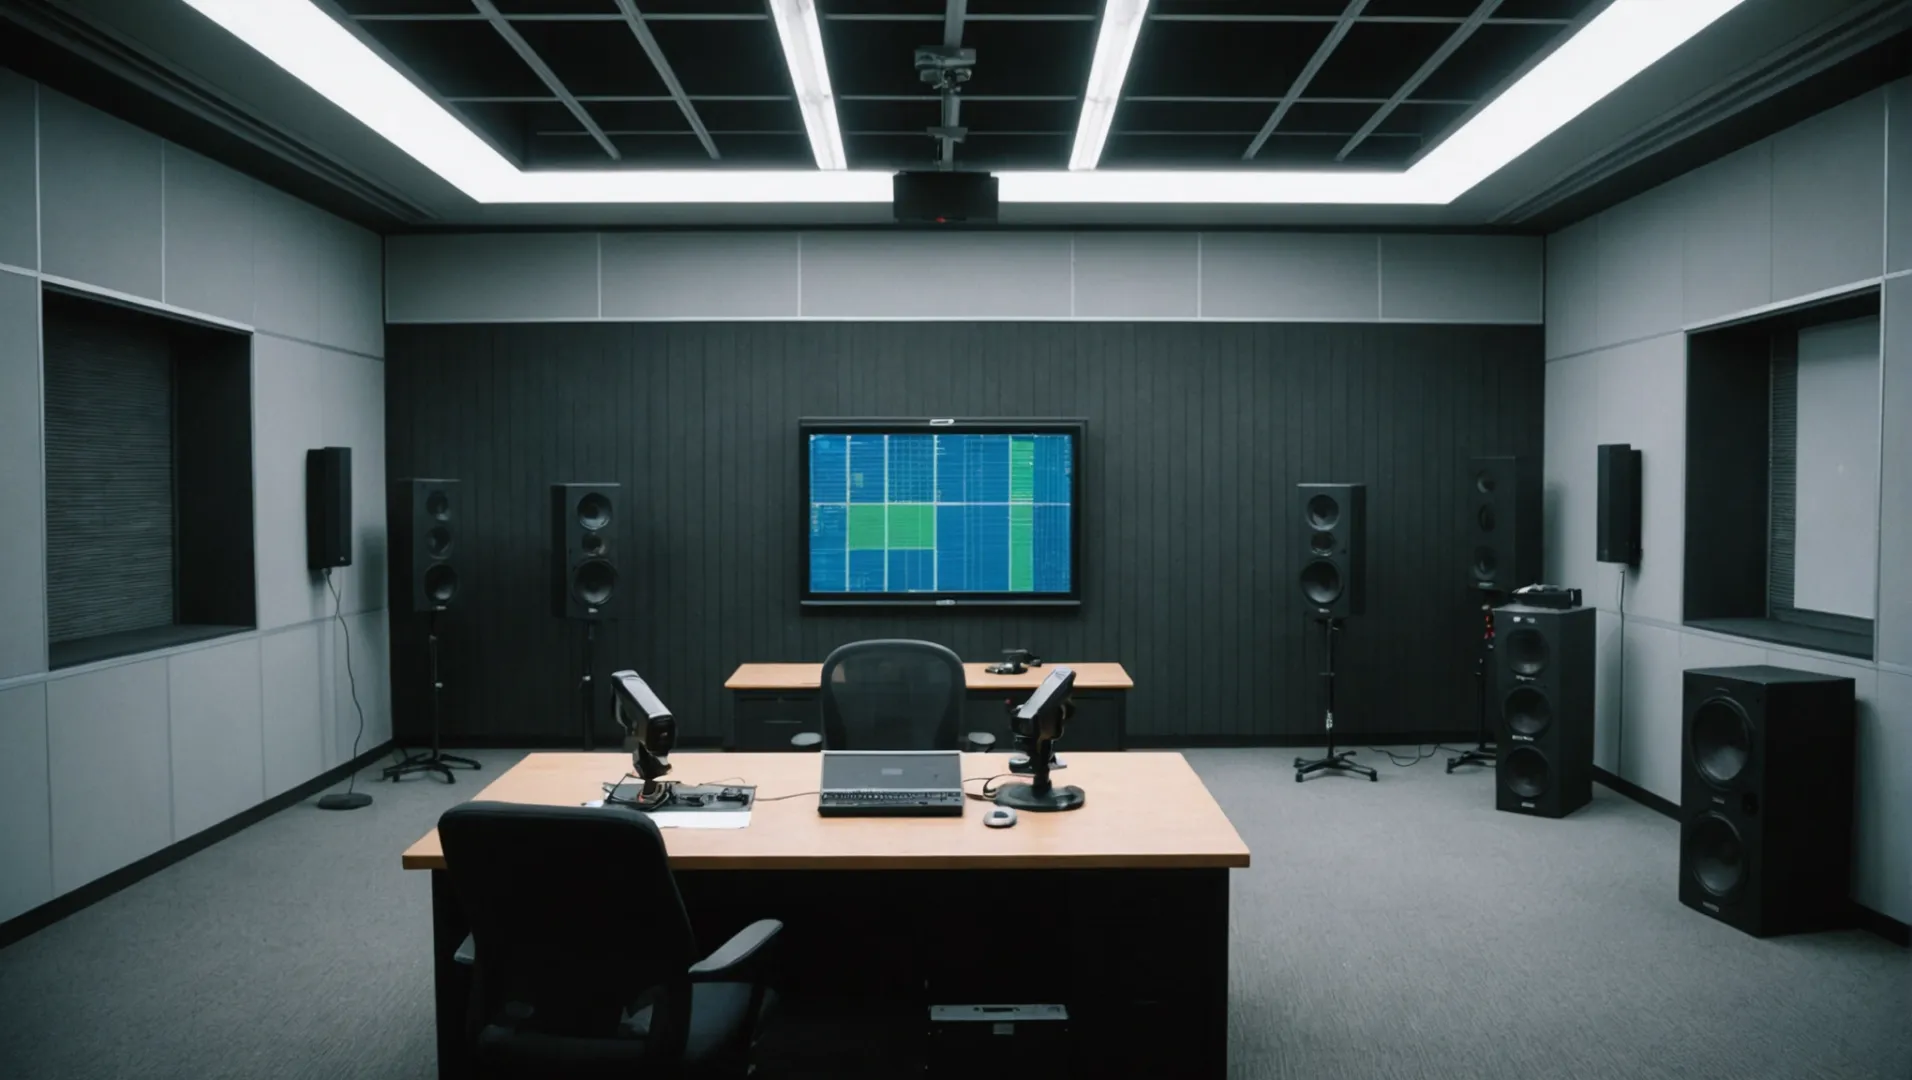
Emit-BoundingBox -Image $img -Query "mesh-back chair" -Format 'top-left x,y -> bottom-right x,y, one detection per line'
438,802 -> 780,1079
791,639 -> 993,751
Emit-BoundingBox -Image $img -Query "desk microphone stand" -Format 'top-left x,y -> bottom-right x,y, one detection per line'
1294,616 -> 1376,782
384,612 -> 481,783
1447,591 -> 1500,772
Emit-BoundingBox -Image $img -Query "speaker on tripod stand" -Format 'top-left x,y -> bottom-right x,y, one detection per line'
384,478 -> 480,784
1294,482 -> 1376,782
553,482 -> 621,750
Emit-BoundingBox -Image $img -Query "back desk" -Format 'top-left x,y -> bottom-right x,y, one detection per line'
724,661 -> 1135,751
403,751 -> 1248,1078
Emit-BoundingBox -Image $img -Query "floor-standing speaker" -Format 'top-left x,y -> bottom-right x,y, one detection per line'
390,478 -> 459,612
1468,455 -> 1540,592
305,447 -> 351,571
553,482 -> 620,620
1494,603 -> 1593,817
1680,665 -> 1856,936
1298,483 -> 1365,618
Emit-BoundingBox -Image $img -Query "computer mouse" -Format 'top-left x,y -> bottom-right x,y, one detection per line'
983,807 -> 1018,828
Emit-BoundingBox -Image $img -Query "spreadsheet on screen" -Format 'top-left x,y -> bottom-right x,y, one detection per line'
807,432 -> 1072,594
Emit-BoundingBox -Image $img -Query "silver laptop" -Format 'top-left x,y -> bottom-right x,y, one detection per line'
818,750 -> 964,817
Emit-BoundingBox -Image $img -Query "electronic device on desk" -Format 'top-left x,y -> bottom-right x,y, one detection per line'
985,648 -> 1042,675
608,670 -> 754,812
818,750 -> 965,817
1513,584 -> 1584,611
994,667 -> 1084,812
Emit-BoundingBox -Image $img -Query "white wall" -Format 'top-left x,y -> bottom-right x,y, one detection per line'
1543,84 -> 1912,923
0,68 -> 389,924
1794,316 -> 1881,619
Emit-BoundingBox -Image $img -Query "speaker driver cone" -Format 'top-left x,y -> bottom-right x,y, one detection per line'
573,559 -> 617,607
1308,530 -> 1336,555
1504,627 -> 1549,676
1687,813 -> 1746,898
426,492 -> 451,520
1475,471 -> 1497,494
1504,686 -> 1552,737
1691,697 -> 1754,786
426,526 -> 452,558
1301,560 -> 1342,605
1504,746 -> 1550,798
577,493 -> 613,531
1305,494 -> 1340,529
1472,546 -> 1498,582
424,564 -> 458,604
1477,505 -> 1496,532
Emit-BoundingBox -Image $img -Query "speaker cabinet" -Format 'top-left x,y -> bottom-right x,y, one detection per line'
1597,443 -> 1643,565
1297,483 -> 1365,618
1494,604 -> 1593,818
1468,455 -> 1540,593
553,482 -> 620,620
1680,666 -> 1856,937
305,447 -> 351,571
391,478 -> 459,612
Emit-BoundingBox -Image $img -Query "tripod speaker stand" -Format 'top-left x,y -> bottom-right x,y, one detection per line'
1447,592 -> 1500,772
1295,616 -> 1376,782
384,613 -> 481,783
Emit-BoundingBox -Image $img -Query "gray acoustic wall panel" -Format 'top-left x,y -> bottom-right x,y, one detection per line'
386,232 -> 599,323
331,610 -> 390,768
1541,351 -> 1599,603
1199,232 -> 1378,320
161,145 -> 255,326
0,68 -> 35,271
1597,184 -> 1686,346
251,336 -> 326,632
1379,234 -> 1542,324
167,636 -> 264,840
1545,217 -> 1599,358
799,232 -> 1073,318
1595,334 -> 1686,625
0,682 -> 51,923
1890,77 -> 1912,274
1880,277 -> 1912,667
320,349 -> 388,616
261,623 -> 324,798
1070,232 -> 1199,318
252,182 -> 322,342
319,215 -> 384,358
46,658 -> 172,894
1617,620 -> 1684,801
1591,610 -> 1622,772
1678,626 -> 1769,671
0,272 -> 45,678
1682,141 -> 1773,326
1770,90 -> 1885,303
602,232 -> 799,319
1852,666 -> 1911,920
37,90 -> 162,300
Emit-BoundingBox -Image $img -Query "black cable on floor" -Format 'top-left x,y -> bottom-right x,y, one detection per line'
326,570 -> 370,797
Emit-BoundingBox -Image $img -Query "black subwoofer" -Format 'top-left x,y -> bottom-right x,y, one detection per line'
1679,666 -> 1855,937
1297,483 -> 1365,618
390,478 -> 460,612
552,482 -> 620,620
1467,455 -> 1540,592
1494,604 -> 1593,818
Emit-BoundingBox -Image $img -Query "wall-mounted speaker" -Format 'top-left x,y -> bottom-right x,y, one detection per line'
1468,455 -> 1540,593
305,447 -> 351,571
1680,665 -> 1855,937
391,478 -> 460,612
1298,483 -> 1365,618
1597,443 -> 1643,565
553,482 -> 620,620
1494,604 -> 1593,818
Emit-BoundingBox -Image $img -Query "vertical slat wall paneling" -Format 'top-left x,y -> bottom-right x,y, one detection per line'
1769,339 -> 1798,613
386,322 -> 1543,745
42,295 -> 176,642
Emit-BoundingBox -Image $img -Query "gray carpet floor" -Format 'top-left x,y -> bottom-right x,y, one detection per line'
0,746 -> 1906,1080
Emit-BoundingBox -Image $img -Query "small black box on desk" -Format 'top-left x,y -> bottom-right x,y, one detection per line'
927,1004 -> 1069,1076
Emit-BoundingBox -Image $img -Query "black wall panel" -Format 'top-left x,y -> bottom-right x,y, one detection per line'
385,321 -> 1543,745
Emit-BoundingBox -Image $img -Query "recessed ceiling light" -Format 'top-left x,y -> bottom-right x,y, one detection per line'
183,0 -> 1749,206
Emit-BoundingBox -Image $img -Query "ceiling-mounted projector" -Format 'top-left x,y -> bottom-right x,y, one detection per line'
893,171 -> 998,224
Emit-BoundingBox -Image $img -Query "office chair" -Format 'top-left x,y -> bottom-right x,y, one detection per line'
438,802 -> 781,1080
791,638 -> 994,752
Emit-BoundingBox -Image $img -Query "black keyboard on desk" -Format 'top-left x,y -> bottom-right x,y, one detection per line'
817,790 -> 965,817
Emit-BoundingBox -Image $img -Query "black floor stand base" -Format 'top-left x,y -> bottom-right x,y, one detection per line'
317,791 -> 372,810
384,753 -> 481,784
1445,745 -> 1495,772
1293,749 -> 1377,782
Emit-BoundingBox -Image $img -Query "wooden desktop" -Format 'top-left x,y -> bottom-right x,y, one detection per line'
403,750 -> 1247,1078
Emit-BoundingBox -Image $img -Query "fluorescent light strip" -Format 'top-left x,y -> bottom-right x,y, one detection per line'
1070,0 -> 1150,171
766,0 -> 847,171
185,0 -> 1747,205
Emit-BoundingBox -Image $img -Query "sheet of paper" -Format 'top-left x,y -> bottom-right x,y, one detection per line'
648,810 -> 752,830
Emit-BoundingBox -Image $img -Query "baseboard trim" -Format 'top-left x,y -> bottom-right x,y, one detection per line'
1126,731 -> 1477,749
0,741 -> 395,951
1593,766 -> 1908,947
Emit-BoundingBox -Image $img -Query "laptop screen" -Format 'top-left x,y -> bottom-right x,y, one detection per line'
821,751 -> 962,792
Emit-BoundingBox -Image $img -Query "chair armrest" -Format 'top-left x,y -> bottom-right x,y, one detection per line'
688,919 -> 783,983
454,934 -> 475,966
966,731 -> 997,752
790,732 -> 822,750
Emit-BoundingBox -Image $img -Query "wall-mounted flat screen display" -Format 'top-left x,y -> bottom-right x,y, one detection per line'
801,419 -> 1082,607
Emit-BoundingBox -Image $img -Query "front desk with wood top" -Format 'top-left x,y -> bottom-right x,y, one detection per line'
403,750 -> 1249,1078
726,661 -> 1135,750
